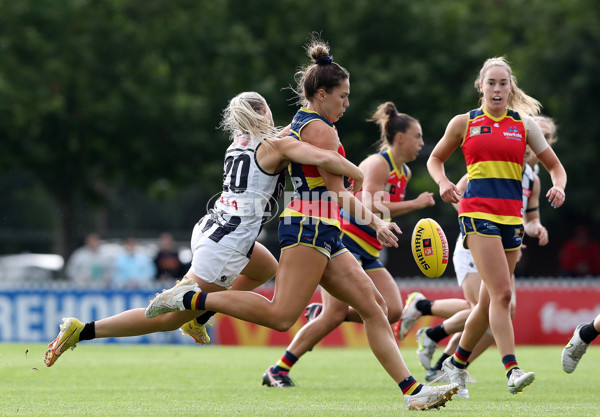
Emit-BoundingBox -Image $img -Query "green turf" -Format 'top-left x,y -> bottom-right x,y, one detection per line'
0,343 -> 597,416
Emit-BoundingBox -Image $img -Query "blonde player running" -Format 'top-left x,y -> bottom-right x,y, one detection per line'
428,57 -> 566,397
414,115 -> 558,387
45,91 -> 364,366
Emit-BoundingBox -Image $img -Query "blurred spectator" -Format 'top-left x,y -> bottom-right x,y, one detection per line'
153,232 -> 185,283
112,238 -> 156,287
65,233 -> 112,286
559,225 -> 600,277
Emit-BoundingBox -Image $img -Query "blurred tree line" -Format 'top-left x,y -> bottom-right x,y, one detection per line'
0,0 -> 598,276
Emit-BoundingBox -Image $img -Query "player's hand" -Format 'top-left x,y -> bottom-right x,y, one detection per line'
547,185 -> 565,208
535,225 -> 549,246
438,178 -> 461,204
414,192 -> 436,209
374,220 -> 401,248
347,173 -> 364,193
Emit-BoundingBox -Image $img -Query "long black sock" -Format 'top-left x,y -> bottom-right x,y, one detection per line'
579,320 -> 600,344
79,322 -> 96,341
433,352 -> 450,370
426,324 -> 449,343
195,311 -> 216,325
416,299 -> 433,316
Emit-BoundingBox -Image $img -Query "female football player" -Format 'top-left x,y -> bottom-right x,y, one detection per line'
146,36 -> 458,410
44,91 -> 364,366
427,57 -> 566,397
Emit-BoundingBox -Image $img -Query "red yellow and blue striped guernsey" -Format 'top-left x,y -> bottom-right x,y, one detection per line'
282,108 -> 344,227
340,149 -> 408,255
458,108 -> 527,225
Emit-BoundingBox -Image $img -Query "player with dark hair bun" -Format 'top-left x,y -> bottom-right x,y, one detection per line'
262,100 -> 462,387
146,36 -> 459,411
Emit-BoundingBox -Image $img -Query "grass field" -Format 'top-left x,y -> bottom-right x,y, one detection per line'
1,343 -> 597,416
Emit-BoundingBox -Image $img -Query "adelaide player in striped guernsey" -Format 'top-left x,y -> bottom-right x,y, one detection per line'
263,101 -> 468,388
145,36 -> 460,411
427,57 -> 567,397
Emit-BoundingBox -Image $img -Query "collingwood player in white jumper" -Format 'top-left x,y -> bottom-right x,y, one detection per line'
45,91 -> 365,367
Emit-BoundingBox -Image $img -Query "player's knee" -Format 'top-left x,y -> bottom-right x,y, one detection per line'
373,288 -> 388,314
493,289 -> 512,307
157,315 -> 183,332
324,308 -> 348,324
378,300 -> 389,319
509,303 -> 516,319
269,315 -> 297,332
387,306 -> 401,323
355,299 -> 387,322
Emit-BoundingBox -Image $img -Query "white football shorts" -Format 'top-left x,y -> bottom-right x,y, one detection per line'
189,222 -> 251,289
453,237 -> 478,287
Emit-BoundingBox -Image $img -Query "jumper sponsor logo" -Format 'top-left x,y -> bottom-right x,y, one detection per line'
207,189 -> 280,224
504,126 -> 522,140
470,126 -> 492,136
218,196 -> 238,211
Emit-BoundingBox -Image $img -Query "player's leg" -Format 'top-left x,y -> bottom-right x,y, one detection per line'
441,234 -> 513,398
562,312 -> 600,373
188,245 -> 327,331
145,218 -> 334,330
345,267 -> 402,324
263,263 -> 402,387
449,232 -> 533,394
427,271 -> 480,378
320,251 -> 458,409
461,234 -> 515,356
232,242 -> 278,291
181,242 -> 279,343
97,243 -> 279,339
467,273 -> 516,363
263,289 -> 350,387
414,270 -> 477,371
425,331 -> 461,382
46,243 -> 279,366
416,307 -> 471,370
399,294 -> 469,340
430,299 -> 471,318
